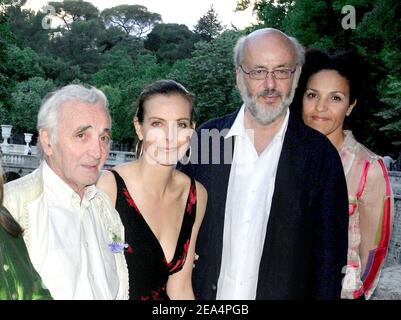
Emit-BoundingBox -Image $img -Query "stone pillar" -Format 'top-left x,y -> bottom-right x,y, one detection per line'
24,133 -> 33,155
1,124 -> 13,153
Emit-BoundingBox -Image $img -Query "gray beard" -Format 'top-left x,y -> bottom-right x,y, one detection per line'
239,76 -> 297,125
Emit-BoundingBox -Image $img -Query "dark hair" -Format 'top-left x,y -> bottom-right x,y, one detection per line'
135,80 -> 195,123
297,49 -> 365,105
0,173 -> 23,237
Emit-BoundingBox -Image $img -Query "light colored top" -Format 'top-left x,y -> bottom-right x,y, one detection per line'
3,162 -> 129,300
340,130 -> 393,299
216,106 -> 289,300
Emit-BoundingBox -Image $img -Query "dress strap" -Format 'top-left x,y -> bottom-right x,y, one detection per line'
187,177 -> 197,216
166,176 -> 197,274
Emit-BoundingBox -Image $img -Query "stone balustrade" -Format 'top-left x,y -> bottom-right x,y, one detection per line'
371,171 -> 401,299
3,144 -> 38,155
104,151 -> 136,168
1,143 -> 136,179
385,172 -> 401,266
2,153 -> 41,168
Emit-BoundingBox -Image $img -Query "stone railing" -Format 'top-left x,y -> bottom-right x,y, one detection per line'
1,153 -> 41,179
371,171 -> 401,299
1,153 -> 41,168
1,144 -> 136,178
385,171 -> 401,266
3,144 -> 38,155
104,151 -> 136,168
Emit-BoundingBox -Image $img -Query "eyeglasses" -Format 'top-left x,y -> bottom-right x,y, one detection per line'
239,65 -> 297,80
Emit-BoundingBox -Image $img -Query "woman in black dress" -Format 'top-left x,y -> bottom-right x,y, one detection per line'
97,80 -> 207,300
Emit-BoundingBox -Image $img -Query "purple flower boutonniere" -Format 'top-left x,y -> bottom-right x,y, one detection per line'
108,234 -> 128,253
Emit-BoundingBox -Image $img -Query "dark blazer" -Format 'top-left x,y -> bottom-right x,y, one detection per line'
180,108 -> 349,300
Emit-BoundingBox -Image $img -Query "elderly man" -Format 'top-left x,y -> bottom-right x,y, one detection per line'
180,28 -> 349,299
3,84 -> 128,300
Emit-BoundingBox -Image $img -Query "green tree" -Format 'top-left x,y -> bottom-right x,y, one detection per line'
9,77 -> 55,132
0,0 -> 26,12
168,30 -> 242,124
131,52 -> 170,83
144,23 -> 198,64
246,0 -> 401,155
101,5 -> 161,37
235,0 -> 251,11
5,45 -> 44,81
283,0 -> 340,48
48,19 -> 106,78
354,0 -> 401,74
0,10 -> 15,112
0,102 -> 7,124
48,0 -> 100,30
101,85 -> 134,143
97,25 -> 142,58
91,50 -> 135,87
4,4 -> 51,52
240,0 -> 374,48
376,76 -> 401,147
92,52 -> 169,144
236,0 -> 294,30
194,5 -> 224,42
347,0 -> 401,154
38,54 -> 83,85
121,52 -> 170,117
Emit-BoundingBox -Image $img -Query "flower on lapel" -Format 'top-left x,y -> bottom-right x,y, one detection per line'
108,234 -> 128,253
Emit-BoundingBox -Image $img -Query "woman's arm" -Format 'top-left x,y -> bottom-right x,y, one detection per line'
96,170 -> 118,206
167,181 -> 207,300
358,158 -> 393,299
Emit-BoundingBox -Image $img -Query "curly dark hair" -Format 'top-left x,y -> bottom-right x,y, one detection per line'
292,48 -> 367,128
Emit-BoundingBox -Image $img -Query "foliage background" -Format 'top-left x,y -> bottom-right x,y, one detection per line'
0,0 -> 399,157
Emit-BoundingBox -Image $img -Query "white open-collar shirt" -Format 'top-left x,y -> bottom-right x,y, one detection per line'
216,106 -> 289,300
28,161 -> 120,299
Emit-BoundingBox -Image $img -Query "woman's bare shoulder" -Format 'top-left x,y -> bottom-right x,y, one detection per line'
110,161 -> 139,181
97,169 -> 116,187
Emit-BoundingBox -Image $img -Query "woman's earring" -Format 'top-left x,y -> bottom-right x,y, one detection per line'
180,145 -> 192,165
346,104 -> 355,117
135,140 -> 143,159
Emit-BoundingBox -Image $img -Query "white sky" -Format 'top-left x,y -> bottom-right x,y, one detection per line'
25,0 -> 256,30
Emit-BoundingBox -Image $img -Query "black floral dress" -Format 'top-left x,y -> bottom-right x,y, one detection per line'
110,170 -> 197,300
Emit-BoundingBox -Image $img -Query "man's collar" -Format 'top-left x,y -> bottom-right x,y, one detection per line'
225,105 -> 246,139
274,108 -> 290,144
225,105 -> 290,145
42,161 -> 97,207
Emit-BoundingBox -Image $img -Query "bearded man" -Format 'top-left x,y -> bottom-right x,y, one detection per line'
179,28 -> 349,300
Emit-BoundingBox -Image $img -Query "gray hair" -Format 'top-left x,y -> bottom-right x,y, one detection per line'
37,84 -> 111,158
233,29 -> 305,68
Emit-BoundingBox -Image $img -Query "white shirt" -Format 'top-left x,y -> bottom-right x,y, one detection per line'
216,106 -> 289,300
28,162 -> 120,300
